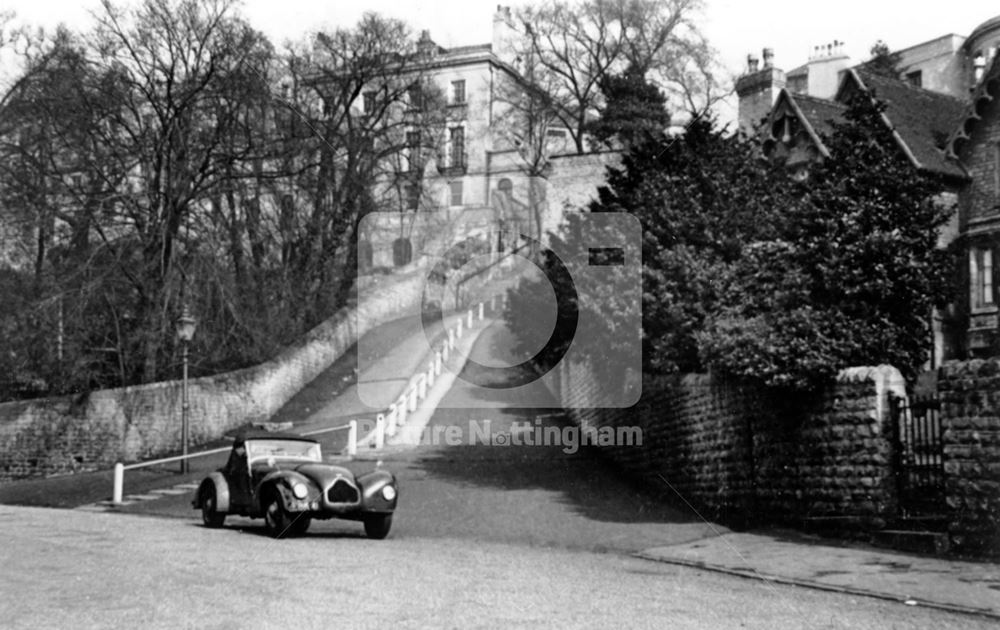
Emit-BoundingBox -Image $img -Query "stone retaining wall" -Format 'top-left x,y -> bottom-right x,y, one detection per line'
937,360 -> 1000,555
0,272 -> 425,481
553,360 -> 902,530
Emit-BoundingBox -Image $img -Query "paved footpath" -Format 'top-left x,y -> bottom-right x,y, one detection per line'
639,530 -> 1000,618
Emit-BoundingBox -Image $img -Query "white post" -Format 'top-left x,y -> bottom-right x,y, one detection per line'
347,420 -> 358,457
417,373 -> 427,400
479,302 -> 484,320
467,309 -> 473,328
387,405 -> 398,437
397,395 -> 408,426
375,414 -> 385,449
408,385 -> 418,412
457,317 -> 463,338
435,350 -> 442,375
448,328 -> 455,349
113,463 -> 124,504
427,359 -> 436,386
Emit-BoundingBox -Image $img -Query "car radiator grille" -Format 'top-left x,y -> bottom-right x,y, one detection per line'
326,479 -> 359,504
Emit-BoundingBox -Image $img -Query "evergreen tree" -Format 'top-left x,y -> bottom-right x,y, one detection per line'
698,93 -> 955,388
588,65 -> 671,148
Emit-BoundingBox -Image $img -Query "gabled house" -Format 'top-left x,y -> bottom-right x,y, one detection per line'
745,67 -> 970,366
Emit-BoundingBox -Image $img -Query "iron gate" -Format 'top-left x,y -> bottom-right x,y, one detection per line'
889,394 -> 945,515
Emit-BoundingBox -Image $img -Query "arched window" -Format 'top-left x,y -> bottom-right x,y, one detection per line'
497,178 -> 513,198
359,240 -> 374,270
392,238 -> 413,267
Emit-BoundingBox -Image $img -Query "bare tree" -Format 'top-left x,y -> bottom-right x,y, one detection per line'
511,0 -> 722,152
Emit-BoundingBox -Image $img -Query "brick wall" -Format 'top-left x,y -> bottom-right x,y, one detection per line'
937,359 -> 1000,555
0,272 -> 426,481
554,359 -> 902,530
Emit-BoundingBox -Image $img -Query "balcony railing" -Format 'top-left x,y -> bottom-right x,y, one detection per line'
437,151 -> 467,176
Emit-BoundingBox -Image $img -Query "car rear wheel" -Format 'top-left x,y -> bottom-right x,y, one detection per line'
200,486 -> 226,529
264,491 -> 293,538
364,514 -> 392,539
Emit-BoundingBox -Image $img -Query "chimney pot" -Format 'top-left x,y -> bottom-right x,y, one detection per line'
747,54 -> 760,73
762,47 -> 774,68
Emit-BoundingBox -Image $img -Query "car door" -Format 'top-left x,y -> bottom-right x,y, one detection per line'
226,445 -> 253,511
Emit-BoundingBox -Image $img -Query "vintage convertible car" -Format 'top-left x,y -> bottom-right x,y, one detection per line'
192,430 -> 397,539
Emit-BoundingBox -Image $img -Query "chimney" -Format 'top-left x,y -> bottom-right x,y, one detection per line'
417,30 -> 437,58
736,47 -> 785,138
804,40 -> 850,98
493,5 -> 517,66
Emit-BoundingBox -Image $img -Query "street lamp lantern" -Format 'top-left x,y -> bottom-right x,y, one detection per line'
177,306 -> 197,474
177,308 -> 197,343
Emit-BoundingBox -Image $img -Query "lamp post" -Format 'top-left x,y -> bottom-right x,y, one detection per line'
176,306 -> 197,474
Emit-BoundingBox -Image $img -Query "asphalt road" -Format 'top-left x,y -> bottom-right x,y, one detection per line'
1,318 -> 994,628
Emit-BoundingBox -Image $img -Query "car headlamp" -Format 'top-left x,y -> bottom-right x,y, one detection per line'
292,482 -> 308,500
381,485 -> 397,501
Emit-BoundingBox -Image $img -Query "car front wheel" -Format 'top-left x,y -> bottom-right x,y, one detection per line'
200,486 -> 226,528
364,514 -> 392,539
264,491 -> 293,538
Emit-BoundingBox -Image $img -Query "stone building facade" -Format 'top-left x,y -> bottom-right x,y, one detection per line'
359,6 -> 615,272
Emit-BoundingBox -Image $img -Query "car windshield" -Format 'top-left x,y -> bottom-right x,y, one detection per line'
246,439 -> 322,463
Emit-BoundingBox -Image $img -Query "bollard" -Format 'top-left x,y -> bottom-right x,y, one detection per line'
442,341 -> 450,362
417,373 -> 427,400
375,414 -> 385,449
448,328 -> 456,349
479,302 -> 484,320
467,309 -> 473,328
387,405 -> 398,437
408,385 -> 418,412
113,463 -> 124,504
397,395 -> 408,426
347,420 -> 358,457
435,350 -> 443,375
427,359 -> 436,387
457,317 -> 463,338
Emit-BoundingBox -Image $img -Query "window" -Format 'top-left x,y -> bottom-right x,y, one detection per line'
497,178 -> 512,197
448,127 -> 465,167
451,80 -> 466,104
994,144 -> 1000,197
905,70 -> 922,88
404,183 -> 420,211
359,241 -> 374,270
393,238 -> 413,266
449,180 -> 463,207
363,91 -> 376,114
971,247 -> 995,311
405,131 -> 421,172
407,84 -> 423,110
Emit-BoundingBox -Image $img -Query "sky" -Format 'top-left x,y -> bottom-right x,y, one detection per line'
1,0 -> 995,121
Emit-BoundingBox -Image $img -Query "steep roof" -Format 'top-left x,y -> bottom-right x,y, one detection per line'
791,92 -> 846,138
837,69 -> 968,180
